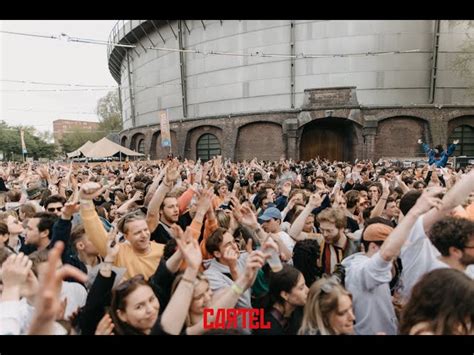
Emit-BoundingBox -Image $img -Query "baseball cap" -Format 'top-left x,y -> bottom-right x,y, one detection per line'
258,207 -> 282,224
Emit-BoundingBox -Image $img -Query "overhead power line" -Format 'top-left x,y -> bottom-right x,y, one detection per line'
0,79 -> 116,88
0,29 -> 433,60
6,108 -> 97,115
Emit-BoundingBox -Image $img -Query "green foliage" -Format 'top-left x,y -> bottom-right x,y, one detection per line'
0,121 -> 58,161
58,127 -> 103,153
96,90 -> 123,133
450,21 -> 474,97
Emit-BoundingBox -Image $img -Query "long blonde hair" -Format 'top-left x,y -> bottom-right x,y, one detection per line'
298,276 -> 352,335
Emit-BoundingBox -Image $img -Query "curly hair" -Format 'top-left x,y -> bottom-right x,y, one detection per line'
399,268 -> 474,335
429,217 -> 474,256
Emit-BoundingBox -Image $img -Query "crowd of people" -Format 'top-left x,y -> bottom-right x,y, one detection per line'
0,147 -> 473,335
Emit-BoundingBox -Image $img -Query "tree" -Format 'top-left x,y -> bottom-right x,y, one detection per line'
451,21 -> 474,97
96,90 -> 122,133
58,127 -> 103,154
0,121 -> 58,161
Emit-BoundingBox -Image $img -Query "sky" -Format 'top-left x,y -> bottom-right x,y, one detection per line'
0,20 -> 118,135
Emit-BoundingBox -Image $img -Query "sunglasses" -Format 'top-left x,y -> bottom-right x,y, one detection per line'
47,207 -> 63,212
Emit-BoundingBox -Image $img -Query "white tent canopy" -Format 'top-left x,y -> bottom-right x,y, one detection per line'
66,140 -> 94,158
77,137 -> 144,159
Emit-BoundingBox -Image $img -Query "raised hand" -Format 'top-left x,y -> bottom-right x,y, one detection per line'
1,253 -> 32,301
380,178 -> 390,195
165,159 -> 180,184
242,250 -> 267,287
453,139 -> 459,145
195,187 -> 214,215
62,201 -> 80,219
105,226 -> 121,263
234,205 -> 258,230
29,242 -> 87,334
79,182 -> 105,201
131,190 -> 144,202
229,195 -> 241,211
170,224 -> 184,241
95,313 -> 115,336
176,227 -> 202,271
308,192 -> 325,209
281,181 -> 292,196
410,187 -> 444,216
417,139 -> 423,144
222,244 -> 239,267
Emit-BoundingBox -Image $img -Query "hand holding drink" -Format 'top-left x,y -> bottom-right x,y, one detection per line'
261,235 -> 282,272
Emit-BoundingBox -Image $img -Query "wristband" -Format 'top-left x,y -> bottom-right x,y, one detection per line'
80,199 -> 94,207
231,283 -> 244,296
181,276 -> 196,286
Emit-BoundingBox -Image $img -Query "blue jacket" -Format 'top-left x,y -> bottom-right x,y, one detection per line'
422,143 -> 456,168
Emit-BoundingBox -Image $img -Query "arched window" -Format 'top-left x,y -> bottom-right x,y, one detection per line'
450,125 -> 474,156
197,134 -> 221,161
137,139 -> 145,154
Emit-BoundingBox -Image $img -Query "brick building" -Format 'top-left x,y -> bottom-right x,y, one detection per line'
109,20 -> 474,162
53,119 -> 99,142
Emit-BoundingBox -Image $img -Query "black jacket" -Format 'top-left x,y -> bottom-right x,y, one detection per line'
47,218 -> 88,275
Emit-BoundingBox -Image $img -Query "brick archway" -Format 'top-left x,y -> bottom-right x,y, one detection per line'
299,117 -> 359,162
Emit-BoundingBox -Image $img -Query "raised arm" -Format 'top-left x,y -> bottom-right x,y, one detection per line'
446,139 -> 459,157
159,229 -> 202,335
79,182 -> 108,257
28,242 -> 87,335
380,188 -> 443,262
422,169 -> 474,233
394,174 -> 410,195
144,167 -> 166,206
418,139 -> 431,155
146,160 -> 179,233
289,193 -> 324,241
370,178 -> 390,218
116,190 -> 143,215
47,201 -> 80,266
232,204 -> 268,246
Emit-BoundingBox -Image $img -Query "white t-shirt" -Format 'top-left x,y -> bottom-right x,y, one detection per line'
0,298 -> 34,335
400,215 -> 474,302
278,231 -> 296,265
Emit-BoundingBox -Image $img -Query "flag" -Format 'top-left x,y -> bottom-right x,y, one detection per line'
20,128 -> 27,154
159,110 -> 171,148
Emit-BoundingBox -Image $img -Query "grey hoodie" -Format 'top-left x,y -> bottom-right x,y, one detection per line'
203,253 -> 251,309
341,252 -> 398,335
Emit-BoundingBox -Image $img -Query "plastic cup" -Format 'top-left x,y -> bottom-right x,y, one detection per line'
265,247 -> 283,272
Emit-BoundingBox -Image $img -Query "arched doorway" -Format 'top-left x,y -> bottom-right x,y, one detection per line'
449,125 -> 474,156
137,138 -> 145,154
196,133 -> 221,161
299,118 -> 356,162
